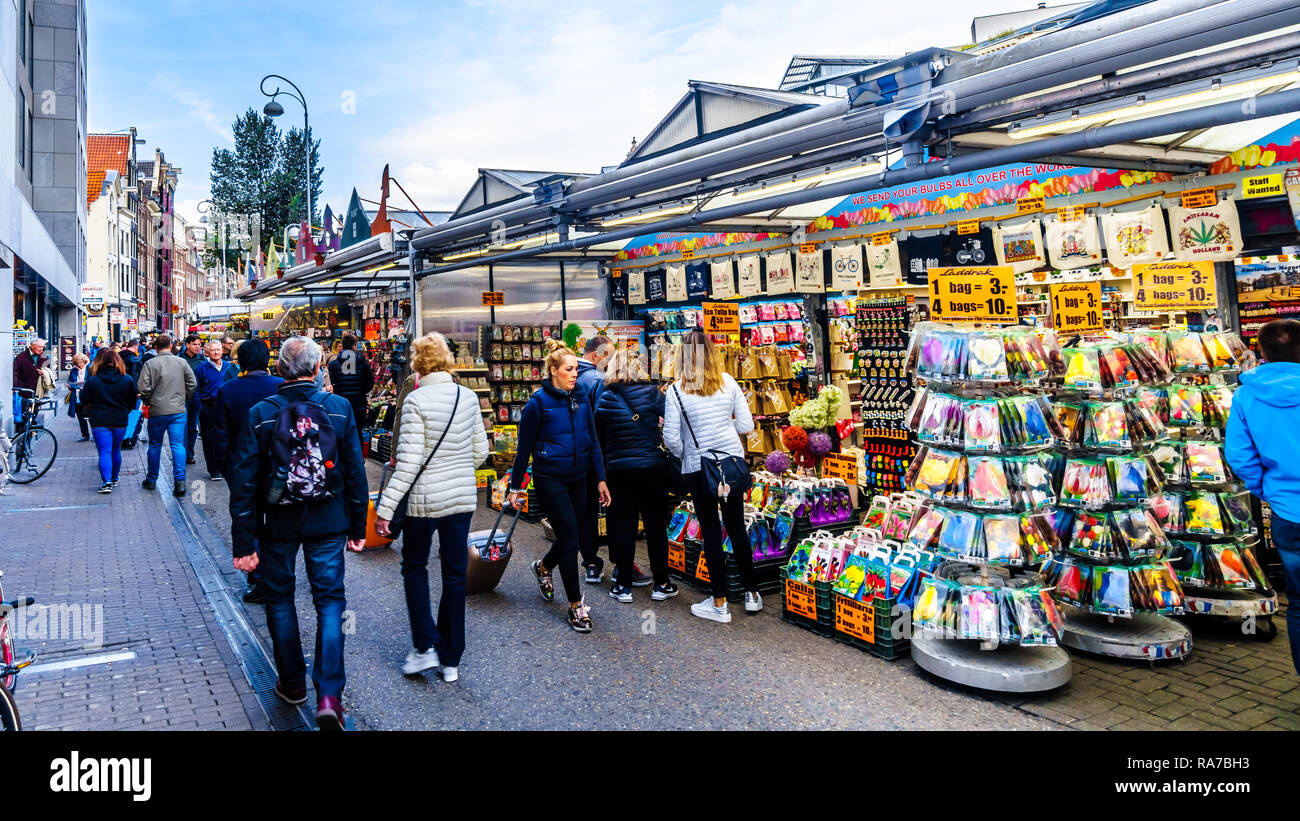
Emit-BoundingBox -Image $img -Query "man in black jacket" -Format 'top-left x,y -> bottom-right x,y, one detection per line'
228,335 -> 368,731
119,338 -> 143,448
327,334 -> 374,448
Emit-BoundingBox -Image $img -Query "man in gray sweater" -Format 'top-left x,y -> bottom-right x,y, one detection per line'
137,335 -> 197,496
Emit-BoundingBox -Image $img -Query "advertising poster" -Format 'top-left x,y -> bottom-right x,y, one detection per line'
1235,256 -> 1300,354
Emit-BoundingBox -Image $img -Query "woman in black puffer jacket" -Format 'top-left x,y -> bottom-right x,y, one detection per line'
80,348 -> 142,493
595,349 -> 675,604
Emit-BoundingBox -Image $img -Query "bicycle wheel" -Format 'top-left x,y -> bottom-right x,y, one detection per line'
8,427 -> 56,484
0,683 -> 20,731
0,614 -> 13,692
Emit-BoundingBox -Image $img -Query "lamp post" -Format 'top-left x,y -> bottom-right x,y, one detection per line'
260,74 -> 312,231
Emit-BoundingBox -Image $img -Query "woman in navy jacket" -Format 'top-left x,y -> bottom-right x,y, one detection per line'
509,339 -> 610,633
595,349 -> 675,604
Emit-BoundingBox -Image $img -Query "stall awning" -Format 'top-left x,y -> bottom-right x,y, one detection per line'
239,232 -> 407,302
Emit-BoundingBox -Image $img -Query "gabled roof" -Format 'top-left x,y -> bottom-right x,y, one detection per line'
623,81 -> 832,165
779,56 -> 896,93
87,134 -> 131,207
451,168 -> 590,219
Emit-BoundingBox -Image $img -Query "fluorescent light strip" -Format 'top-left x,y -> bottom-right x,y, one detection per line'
729,161 -> 885,201
1010,70 -> 1300,140
601,203 -> 695,227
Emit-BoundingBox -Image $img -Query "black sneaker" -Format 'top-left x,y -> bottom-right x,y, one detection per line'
141,479 -> 157,490
567,601 -> 593,633
120,439 -> 135,450
97,482 -> 113,494
608,584 -> 633,603
111,481 -> 119,488
651,582 -> 679,601
531,560 -> 555,602
613,563 -> 653,587
584,564 -> 604,584
173,482 -> 186,497
243,585 -> 268,604
211,474 -> 224,481
186,457 -> 196,465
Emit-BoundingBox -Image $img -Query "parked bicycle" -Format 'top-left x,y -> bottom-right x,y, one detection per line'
6,388 -> 58,484
0,569 -> 36,731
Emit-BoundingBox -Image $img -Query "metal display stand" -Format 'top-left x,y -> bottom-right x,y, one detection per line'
1059,607 -> 1192,661
912,633 -> 1072,693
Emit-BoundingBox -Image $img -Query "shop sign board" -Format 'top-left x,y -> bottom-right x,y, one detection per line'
702,302 -> 740,334
1015,195 -> 1044,214
956,219 -> 979,235
80,283 -> 105,311
109,310 -> 125,324
822,453 -> 857,484
1133,261 -> 1218,311
928,266 -> 1016,323
1050,281 -> 1103,333
1243,173 -> 1284,199
1180,187 -> 1218,209
695,553 -> 710,583
481,291 -> 505,306
59,337 -> 77,371
784,579 -> 818,620
834,596 -> 875,643
870,231 -> 892,246
668,543 -> 686,573
1286,168 -> 1300,232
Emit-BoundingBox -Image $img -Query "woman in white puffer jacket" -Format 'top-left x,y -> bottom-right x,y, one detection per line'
376,333 -> 488,683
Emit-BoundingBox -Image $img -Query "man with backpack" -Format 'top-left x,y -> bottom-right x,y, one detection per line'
228,336 -> 369,731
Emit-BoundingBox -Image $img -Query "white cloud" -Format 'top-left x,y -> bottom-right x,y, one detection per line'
151,72 -> 232,144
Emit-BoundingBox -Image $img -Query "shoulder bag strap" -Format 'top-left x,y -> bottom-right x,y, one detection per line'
613,388 -> 665,452
670,386 -> 701,451
395,387 -> 461,491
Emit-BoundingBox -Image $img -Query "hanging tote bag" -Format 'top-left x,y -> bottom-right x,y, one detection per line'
671,386 -> 751,502
385,389 -> 460,540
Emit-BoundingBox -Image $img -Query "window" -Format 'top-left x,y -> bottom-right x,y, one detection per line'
19,0 -> 26,65
17,89 -> 25,169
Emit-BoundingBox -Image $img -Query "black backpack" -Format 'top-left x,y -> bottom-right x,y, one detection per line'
263,391 -> 340,505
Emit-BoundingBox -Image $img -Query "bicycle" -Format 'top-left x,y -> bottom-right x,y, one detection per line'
0,569 -> 36,731
6,388 -> 58,485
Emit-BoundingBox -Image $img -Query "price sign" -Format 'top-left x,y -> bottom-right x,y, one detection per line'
928,266 -> 1017,323
1016,195 -> 1044,214
680,249 -> 695,260
1050,281 -> 1103,333
611,268 -> 623,279
957,220 -> 979,235
702,301 -> 740,334
481,291 -> 505,306
834,595 -> 875,643
799,242 -> 818,255
1133,261 -> 1218,311
1056,205 -> 1085,222
871,231 -> 893,246
822,452 -> 857,484
785,579 -> 818,620
695,553 -> 711,583
261,311 -> 277,320
1180,187 -> 1217,209
668,543 -> 686,573
1243,173 -> 1284,199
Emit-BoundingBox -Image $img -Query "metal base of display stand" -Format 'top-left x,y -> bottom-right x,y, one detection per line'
1184,588 -> 1278,618
1058,609 -> 1192,661
911,633 -> 1072,693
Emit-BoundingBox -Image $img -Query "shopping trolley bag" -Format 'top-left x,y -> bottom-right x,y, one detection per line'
465,503 -> 521,595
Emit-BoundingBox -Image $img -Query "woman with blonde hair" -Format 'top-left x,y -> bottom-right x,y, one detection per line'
595,347 -> 675,603
376,332 -> 488,682
509,338 -> 610,632
664,330 -> 760,623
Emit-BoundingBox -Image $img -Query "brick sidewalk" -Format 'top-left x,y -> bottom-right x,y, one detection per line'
1,407 -> 266,730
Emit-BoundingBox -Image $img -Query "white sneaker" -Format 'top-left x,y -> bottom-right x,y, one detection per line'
438,665 -> 459,683
744,591 -> 763,613
401,648 -> 440,675
691,596 -> 732,623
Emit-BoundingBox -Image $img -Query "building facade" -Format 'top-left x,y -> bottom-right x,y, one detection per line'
86,130 -> 139,342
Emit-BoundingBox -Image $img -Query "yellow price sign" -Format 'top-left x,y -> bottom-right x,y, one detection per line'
702,301 -> 740,334
957,220 -> 979,235
1016,195 -> 1044,215
870,231 -> 893,246
834,595 -> 875,643
928,266 -> 1017,323
695,553 -> 711,583
1056,205 -> 1085,222
1132,261 -> 1218,311
1180,187 -> 1218,209
481,291 -> 505,306
668,543 -> 686,573
799,242 -> 818,255
1050,281 -> 1104,333
1243,173 -> 1284,199
785,579 -> 818,620
680,249 -> 695,260
822,452 -> 857,483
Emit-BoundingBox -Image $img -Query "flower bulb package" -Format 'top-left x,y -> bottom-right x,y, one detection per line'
1062,347 -> 1102,390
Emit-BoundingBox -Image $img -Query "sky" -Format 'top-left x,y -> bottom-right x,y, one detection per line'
87,0 -> 1001,228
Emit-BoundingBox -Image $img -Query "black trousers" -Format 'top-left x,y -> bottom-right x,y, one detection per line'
607,466 -> 672,586
687,471 -> 756,599
536,477 -> 590,603
198,403 -> 222,476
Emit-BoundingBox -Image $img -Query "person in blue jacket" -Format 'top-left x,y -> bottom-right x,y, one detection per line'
216,339 -> 284,603
194,339 -> 239,479
1226,318 -> 1300,675
509,339 -> 610,633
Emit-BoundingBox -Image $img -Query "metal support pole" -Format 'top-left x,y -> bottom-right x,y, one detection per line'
559,261 -> 567,321
488,262 -> 496,324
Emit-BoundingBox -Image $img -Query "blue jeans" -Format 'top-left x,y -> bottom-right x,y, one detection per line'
91,426 -> 125,483
146,412 -> 188,483
258,535 -> 347,699
401,513 -> 472,666
1271,516 -> 1300,675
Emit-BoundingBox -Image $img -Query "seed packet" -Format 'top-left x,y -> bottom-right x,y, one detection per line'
910,448 -> 965,501
1062,347 -> 1102,390
1107,455 -> 1148,503
966,332 -> 1008,380
1069,510 -> 1112,557
939,509 -> 981,557
905,507 -> 946,551
1208,544 -> 1251,587
1019,512 -> 1057,562
963,400 -> 1002,452
1135,386 -> 1168,421
967,456 -> 1012,510
1168,541 -> 1204,585
832,555 -> 868,597
882,506 -> 915,542
667,505 -> 692,543
1056,560 -> 1090,606
1219,491 -> 1255,534
1039,328 -> 1067,376
1004,327 -> 1050,379
1093,567 -> 1132,616
864,495 -> 890,530
1014,589 -> 1055,645
1186,441 -> 1227,484
1084,401 -> 1130,451
1005,455 -> 1055,510
1205,333 -> 1238,370
1168,330 -> 1210,373
960,587 -> 999,640
914,576 -> 944,632
916,392 -> 963,445
1167,385 -> 1204,427
1149,492 -> 1186,534
998,589 -> 1022,645
1113,508 -> 1159,558
1185,491 -> 1225,535
982,515 -> 1022,563
1054,402 -> 1085,447
1098,345 -> 1139,388
1240,542 -> 1270,590
1059,459 -> 1108,508
1147,444 -> 1185,486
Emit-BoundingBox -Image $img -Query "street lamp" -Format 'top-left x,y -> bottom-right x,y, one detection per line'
259,74 -> 312,232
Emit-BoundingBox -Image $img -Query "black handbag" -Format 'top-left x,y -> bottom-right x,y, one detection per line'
671,386 -> 751,502
386,389 -> 460,539
610,387 -> 686,497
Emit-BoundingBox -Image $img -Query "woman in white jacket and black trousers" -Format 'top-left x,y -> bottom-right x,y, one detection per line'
664,330 -> 761,623
376,333 -> 488,683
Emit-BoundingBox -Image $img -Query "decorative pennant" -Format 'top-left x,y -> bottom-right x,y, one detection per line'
831,244 -> 865,291
1044,214 -> 1102,270
340,188 -> 371,249
736,256 -> 762,297
992,218 -> 1047,274
865,240 -> 902,288
627,270 -> 646,305
665,264 -> 688,302
295,219 -> 316,265
320,204 -> 341,252
795,250 -> 825,293
764,252 -> 794,295
710,260 -> 736,299
685,263 -> 709,300
1101,203 -> 1170,267
371,164 -> 393,237
1168,198 -> 1241,262
267,240 -> 281,279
